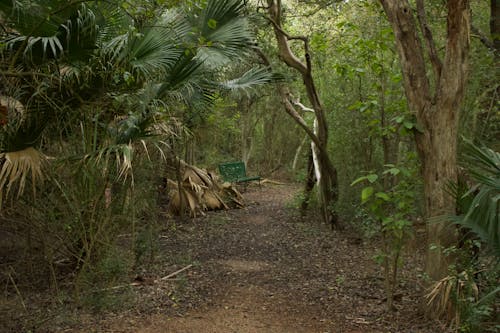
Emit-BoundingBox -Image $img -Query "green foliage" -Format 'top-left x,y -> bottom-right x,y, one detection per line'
431,140 -> 500,332
351,163 -> 417,310
0,2 -> 281,320
305,0 -> 414,220
452,140 -> 500,257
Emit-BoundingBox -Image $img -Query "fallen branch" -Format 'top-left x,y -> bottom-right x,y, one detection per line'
98,264 -> 195,292
155,264 -> 193,282
261,178 -> 286,185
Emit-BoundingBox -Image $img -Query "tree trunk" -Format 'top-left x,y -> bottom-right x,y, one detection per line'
239,97 -> 255,166
416,104 -> 459,281
266,0 -> 339,226
301,149 -> 316,213
492,0 -> 500,52
379,0 -> 470,286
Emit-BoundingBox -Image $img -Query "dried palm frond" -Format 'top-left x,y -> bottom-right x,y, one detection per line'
0,95 -> 25,124
166,161 -> 242,217
425,271 -> 479,326
82,143 -> 134,182
0,147 -> 46,207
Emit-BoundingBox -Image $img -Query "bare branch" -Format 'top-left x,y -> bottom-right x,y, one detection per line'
290,94 -> 315,112
279,86 -> 321,148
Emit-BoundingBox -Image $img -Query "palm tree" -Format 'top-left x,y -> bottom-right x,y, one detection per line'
0,0 -> 276,204
0,0 -> 278,280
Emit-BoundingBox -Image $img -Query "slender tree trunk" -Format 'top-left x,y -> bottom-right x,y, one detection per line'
239,97 -> 255,166
265,0 -> 339,226
301,149 -> 316,213
492,0 -> 500,52
292,134 -> 308,171
379,0 -> 470,288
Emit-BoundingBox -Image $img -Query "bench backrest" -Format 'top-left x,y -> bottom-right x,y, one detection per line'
218,161 -> 247,182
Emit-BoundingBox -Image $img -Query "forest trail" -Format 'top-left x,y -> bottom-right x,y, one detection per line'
74,184 -> 432,333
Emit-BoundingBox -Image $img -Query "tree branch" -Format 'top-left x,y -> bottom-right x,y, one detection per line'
378,0 -> 432,114
279,86 -> 321,148
290,94 -> 315,112
439,0 -> 470,104
416,0 -> 442,82
252,46 -> 321,148
266,0 -> 308,74
471,25 -> 496,52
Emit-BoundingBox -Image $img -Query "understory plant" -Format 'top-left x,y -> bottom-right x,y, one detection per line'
0,0 -> 276,302
426,140 -> 499,332
351,164 -> 416,311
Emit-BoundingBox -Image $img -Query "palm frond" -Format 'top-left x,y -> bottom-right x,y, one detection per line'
93,4 -> 132,46
2,2 -> 98,62
195,0 -> 253,65
452,140 -> 500,257
59,3 -> 99,60
112,112 -> 155,145
105,9 -> 191,82
462,138 -> 500,177
0,146 -> 46,207
6,35 -> 64,59
128,26 -> 184,80
157,56 -> 204,95
219,66 -> 283,93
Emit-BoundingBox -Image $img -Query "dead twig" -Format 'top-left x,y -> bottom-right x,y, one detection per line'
8,268 -> 27,311
155,264 -> 193,282
97,264 -> 195,292
261,178 -> 286,185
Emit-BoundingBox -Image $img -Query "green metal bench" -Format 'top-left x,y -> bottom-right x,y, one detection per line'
218,161 -> 261,185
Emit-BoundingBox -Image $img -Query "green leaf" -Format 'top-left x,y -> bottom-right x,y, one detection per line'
403,121 -> 414,129
394,115 -> 405,124
383,167 -> 400,176
350,175 -> 368,186
366,174 -> 378,183
361,186 -> 374,203
375,192 -> 390,201
382,217 -> 393,226
207,19 -> 217,29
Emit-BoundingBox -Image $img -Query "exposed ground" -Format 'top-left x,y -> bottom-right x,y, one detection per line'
2,183 -> 443,332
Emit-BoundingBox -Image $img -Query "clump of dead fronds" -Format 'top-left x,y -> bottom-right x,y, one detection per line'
0,147 -> 47,208
167,161 -> 244,217
425,271 -> 479,328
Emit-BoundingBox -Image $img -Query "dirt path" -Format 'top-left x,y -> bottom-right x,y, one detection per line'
70,184 -> 434,333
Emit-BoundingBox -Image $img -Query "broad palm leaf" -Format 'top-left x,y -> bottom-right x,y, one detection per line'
1,1 -> 98,63
452,139 -> 500,257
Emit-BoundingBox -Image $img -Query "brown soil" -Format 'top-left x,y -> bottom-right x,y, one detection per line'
2,183 -> 441,332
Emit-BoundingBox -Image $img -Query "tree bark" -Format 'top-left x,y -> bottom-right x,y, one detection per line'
266,0 -> 339,226
492,0 -> 500,52
379,0 -> 470,285
301,148 -> 316,213
239,97 -> 256,166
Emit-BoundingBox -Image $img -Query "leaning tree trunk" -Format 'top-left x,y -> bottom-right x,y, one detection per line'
265,0 -> 338,226
379,0 -> 470,287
